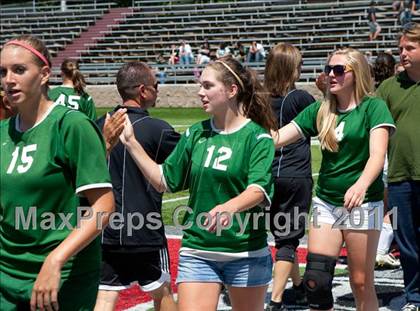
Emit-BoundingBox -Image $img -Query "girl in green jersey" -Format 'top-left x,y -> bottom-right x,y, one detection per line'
48,59 -> 97,120
272,48 -> 395,311
0,35 -> 115,311
120,56 -> 277,311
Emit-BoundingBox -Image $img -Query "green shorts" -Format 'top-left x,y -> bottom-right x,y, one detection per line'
0,269 -> 99,311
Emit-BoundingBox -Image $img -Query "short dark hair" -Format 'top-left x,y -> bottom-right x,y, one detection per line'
116,62 -> 154,101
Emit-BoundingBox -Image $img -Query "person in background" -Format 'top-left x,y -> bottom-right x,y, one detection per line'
264,43 -> 314,311
367,1 -> 382,41
48,58 -> 96,120
376,22 -> 420,311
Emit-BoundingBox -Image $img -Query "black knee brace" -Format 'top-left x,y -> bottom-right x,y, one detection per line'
303,253 -> 336,310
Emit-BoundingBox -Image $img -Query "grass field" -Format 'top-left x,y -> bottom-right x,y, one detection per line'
97,107 -> 322,226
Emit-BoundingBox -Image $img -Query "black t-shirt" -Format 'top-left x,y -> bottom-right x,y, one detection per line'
271,89 -> 315,178
367,7 -> 376,22
97,105 -> 180,251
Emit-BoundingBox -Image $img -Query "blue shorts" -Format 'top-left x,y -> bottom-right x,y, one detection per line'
176,254 -> 273,287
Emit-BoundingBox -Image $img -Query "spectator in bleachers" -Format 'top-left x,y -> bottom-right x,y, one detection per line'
376,22 -> 420,311
367,1 -> 381,41
247,41 -> 266,63
216,42 -> 231,59
48,58 -> 97,120
179,40 -> 194,65
233,41 -> 246,63
196,39 -> 211,65
373,52 -> 396,89
168,44 -> 179,65
394,0 -> 414,26
272,48 -> 395,311
119,55 -> 277,311
0,34 -> 114,311
264,43 -> 314,311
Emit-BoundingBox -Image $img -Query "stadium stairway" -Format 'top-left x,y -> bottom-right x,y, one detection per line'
51,7 -> 134,68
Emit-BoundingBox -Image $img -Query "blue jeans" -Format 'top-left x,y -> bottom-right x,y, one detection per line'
177,254 -> 273,287
388,181 -> 420,305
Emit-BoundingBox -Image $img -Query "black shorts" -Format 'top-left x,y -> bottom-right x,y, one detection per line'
270,177 -> 312,250
99,248 -> 170,292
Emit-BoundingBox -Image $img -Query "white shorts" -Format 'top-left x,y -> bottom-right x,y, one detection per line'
311,197 -> 383,230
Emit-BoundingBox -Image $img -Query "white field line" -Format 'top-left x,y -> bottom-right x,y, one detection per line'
163,173 -> 319,204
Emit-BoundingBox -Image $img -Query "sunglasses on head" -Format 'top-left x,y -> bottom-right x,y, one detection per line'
324,64 -> 352,76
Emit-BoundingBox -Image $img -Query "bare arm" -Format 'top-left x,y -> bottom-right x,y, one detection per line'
119,115 -> 166,193
205,186 -> 265,232
271,122 -> 304,149
343,127 -> 389,209
31,188 -> 115,311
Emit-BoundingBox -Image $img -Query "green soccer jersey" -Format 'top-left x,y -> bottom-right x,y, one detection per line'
293,96 -> 395,206
49,86 -> 97,120
376,71 -> 420,183
0,104 -> 111,280
162,119 -> 274,253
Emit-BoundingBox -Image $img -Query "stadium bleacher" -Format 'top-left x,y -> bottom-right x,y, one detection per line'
1,0 -> 419,84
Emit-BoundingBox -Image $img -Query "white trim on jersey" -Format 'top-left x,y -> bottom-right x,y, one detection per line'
291,120 -> 306,139
247,183 -> 271,208
15,102 -> 59,132
76,182 -> 113,195
256,133 -> 272,140
159,164 -> 170,193
370,123 -> 396,136
210,118 -> 251,135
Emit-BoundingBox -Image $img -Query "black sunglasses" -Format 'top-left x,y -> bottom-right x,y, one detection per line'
324,64 -> 352,76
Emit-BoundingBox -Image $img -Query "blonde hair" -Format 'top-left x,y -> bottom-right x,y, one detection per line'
317,48 -> 374,152
264,43 -> 302,96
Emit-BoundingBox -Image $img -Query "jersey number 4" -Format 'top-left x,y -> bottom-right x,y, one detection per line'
335,121 -> 345,142
204,145 -> 232,171
7,144 -> 37,174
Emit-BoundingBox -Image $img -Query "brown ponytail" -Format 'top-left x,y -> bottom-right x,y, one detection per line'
61,59 -> 86,95
207,56 -> 277,131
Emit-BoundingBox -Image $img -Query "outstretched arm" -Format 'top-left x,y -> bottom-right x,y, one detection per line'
271,122 -> 303,149
119,115 -> 167,193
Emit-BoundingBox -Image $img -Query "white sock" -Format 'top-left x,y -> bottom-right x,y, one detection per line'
377,222 -> 394,255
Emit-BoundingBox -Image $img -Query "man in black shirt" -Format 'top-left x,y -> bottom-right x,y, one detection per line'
95,62 -> 179,311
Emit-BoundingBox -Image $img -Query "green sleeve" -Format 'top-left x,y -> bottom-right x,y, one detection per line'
81,94 -> 97,121
162,127 -> 193,192
366,97 -> 395,132
61,111 -> 111,193
292,100 -> 321,137
247,133 -> 275,208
